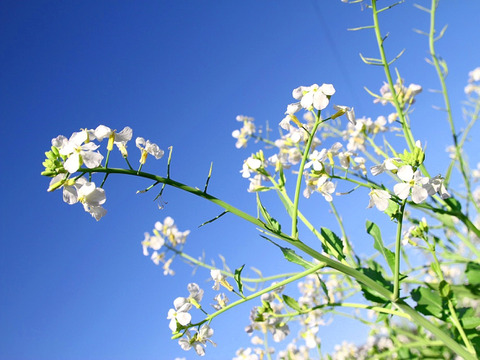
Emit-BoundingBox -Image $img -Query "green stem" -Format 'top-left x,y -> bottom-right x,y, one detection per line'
205,263 -> 326,321
291,112 -> 323,238
165,244 -> 298,283
371,0 -> 415,153
393,200 -> 406,301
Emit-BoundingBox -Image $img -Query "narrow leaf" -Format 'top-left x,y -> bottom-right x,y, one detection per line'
234,264 -> 245,295
282,295 -> 302,311
366,221 -> 395,273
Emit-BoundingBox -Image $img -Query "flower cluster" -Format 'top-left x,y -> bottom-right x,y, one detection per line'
168,283 -> 217,356
141,217 -> 190,274
42,125 -> 164,220
373,78 -> 422,108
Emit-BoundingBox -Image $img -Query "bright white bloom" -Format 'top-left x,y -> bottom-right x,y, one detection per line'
178,324 -> 216,356
305,149 -> 327,171
167,297 -> 192,332
338,151 -> 355,169
316,176 -> 336,202
240,156 -> 262,178
293,83 -> 335,111
210,269 -> 233,291
141,231 -> 164,256
58,130 -> 104,173
367,189 -> 391,211
394,165 -> 429,204
136,137 -> 164,164
60,177 -> 107,220
370,158 -> 400,176
94,125 -> 133,155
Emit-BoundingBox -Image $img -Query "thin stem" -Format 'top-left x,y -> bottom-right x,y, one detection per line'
165,244 -> 298,283
371,0 -> 415,153
393,200 -> 406,301
291,113 -> 323,238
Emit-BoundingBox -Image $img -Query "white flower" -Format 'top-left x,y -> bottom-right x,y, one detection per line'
305,149 -> 327,171
141,232 -> 164,256
240,156 -> 262,178
211,293 -> 229,310
367,189 -> 391,211
136,137 -> 164,164
210,269 -> 233,291
61,177 -> 107,220
370,158 -> 400,176
94,125 -> 133,156
425,175 -> 450,199
293,83 -> 336,111
167,297 -> 192,332
316,176 -> 335,202
58,130 -> 104,173
178,324 -> 216,357
393,165 -> 429,204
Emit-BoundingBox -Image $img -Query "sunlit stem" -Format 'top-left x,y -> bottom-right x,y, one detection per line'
392,199 -> 406,301
429,244 -> 476,355
371,0 -> 416,156
291,110 -> 323,238
100,149 -> 112,188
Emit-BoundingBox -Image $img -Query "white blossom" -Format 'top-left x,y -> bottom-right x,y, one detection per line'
367,189 -> 391,211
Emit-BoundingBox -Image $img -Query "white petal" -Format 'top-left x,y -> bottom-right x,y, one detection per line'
394,183 -> 411,200
64,153 -> 81,173
411,186 -> 428,204
62,185 -> 78,204
94,125 -> 112,141
320,83 -> 335,96
397,165 -> 413,182
176,312 -> 192,326
82,151 -> 104,168
313,91 -> 329,110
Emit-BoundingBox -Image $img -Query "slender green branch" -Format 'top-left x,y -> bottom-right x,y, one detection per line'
393,200 -> 406,301
291,112 -> 323,238
165,244 -> 299,283
371,0 -> 415,153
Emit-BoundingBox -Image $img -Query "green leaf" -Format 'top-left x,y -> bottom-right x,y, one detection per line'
385,200 -> 401,221
320,227 -> 345,261
438,280 -> 451,298
411,286 -> 444,319
234,264 -> 245,295
366,221 -> 395,273
357,265 -> 393,304
282,295 -> 302,311
256,194 -> 281,233
466,262 -> 480,286
280,247 -> 315,269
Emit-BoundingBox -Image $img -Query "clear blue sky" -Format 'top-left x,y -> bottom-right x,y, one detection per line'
1,1 -> 480,359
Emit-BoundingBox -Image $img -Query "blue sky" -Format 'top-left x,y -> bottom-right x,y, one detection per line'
1,1 -> 480,359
